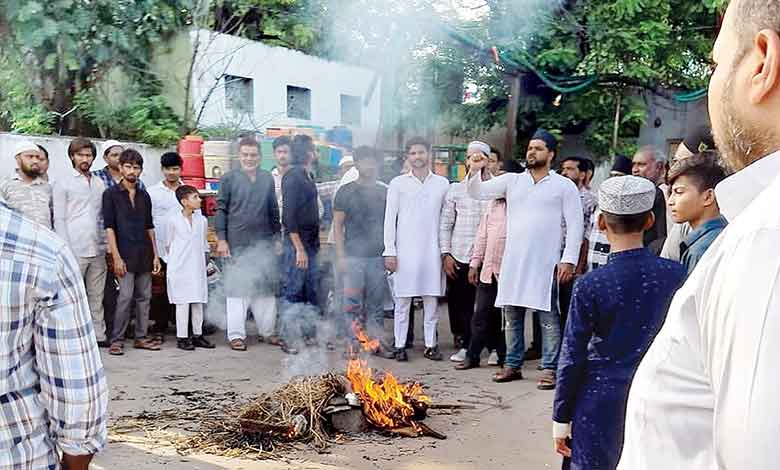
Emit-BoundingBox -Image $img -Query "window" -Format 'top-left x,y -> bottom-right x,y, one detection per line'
224,75 -> 253,114
287,85 -> 311,120
340,94 -> 362,126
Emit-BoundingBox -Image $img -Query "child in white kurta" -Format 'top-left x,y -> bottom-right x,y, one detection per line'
166,186 -> 214,351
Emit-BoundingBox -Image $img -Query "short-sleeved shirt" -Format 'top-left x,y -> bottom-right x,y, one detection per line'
333,181 -> 387,258
102,183 -> 155,273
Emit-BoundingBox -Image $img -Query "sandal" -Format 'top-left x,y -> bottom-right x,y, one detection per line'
230,338 -> 247,351
108,342 -> 124,356
280,341 -> 299,355
537,370 -> 557,390
133,338 -> 161,351
267,335 -> 283,346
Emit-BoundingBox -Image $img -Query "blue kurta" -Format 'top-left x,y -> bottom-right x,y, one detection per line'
553,248 -> 686,470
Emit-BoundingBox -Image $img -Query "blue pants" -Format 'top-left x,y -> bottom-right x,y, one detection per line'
504,302 -> 561,370
280,238 -> 320,342
342,257 -> 386,340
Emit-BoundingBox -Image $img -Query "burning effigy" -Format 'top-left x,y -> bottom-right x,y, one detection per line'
110,323 -> 454,460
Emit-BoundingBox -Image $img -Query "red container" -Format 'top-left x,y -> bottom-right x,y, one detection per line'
182,177 -> 206,189
178,135 -> 203,155
181,153 -> 205,178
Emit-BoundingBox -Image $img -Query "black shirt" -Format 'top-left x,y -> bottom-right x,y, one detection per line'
282,166 -> 320,250
215,168 -> 280,252
102,183 -> 154,273
333,181 -> 387,258
644,185 -> 668,255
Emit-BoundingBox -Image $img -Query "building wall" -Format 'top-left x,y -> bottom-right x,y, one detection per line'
0,133 -> 169,186
638,94 -> 709,159
184,30 -> 382,147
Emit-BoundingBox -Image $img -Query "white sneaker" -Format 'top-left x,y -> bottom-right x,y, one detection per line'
450,348 -> 467,362
487,350 -> 500,366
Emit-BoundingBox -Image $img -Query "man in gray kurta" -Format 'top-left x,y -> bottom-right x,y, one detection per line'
215,137 -> 281,351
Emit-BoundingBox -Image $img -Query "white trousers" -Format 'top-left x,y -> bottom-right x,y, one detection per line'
176,303 -> 204,338
226,296 -> 277,341
394,296 -> 439,349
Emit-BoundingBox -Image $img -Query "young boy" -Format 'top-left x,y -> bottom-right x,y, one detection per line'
666,151 -> 728,276
166,185 -> 215,351
552,175 -> 686,470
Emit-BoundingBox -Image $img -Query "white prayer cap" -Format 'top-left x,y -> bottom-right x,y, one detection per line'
13,140 -> 39,157
467,141 -> 491,157
598,175 -> 656,215
339,155 -> 355,167
102,140 -> 124,155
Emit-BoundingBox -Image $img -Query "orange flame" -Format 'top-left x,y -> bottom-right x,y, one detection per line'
346,358 -> 430,430
351,321 -> 380,353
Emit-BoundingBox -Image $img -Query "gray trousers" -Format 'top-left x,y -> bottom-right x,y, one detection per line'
343,257 -> 387,340
110,272 -> 152,343
78,256 -> 107,342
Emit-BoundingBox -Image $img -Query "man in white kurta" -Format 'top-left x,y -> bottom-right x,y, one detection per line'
467,130 -> 583,386
384,139 -> 450,361
618,3 -> 780,468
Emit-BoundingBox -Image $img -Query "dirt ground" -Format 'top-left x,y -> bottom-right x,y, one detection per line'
94,311 -> 560,470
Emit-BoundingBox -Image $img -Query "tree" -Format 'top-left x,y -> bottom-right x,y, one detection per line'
434,0 -> 727,159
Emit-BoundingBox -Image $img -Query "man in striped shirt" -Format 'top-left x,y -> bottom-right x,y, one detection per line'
0,201 -> 108,469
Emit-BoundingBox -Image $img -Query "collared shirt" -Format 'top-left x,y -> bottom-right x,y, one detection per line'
439,180 -> 489,264
0,203 -> 108,469
217,168 -> 280,252
92,166 -> 146,191
53,168 -> 107,257
102,183 -> 155,273
560,186 -> 596,253
586,208 -> 610,271
467,170 -> 583,311
618,151 -> 780,470
148,181 -> 182,262
282,165 -> 320,250
470,199 -> 507,284
0,173 -> 53,229
679,215 -> 728,276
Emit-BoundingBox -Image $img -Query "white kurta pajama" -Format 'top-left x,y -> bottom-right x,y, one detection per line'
383,171 -> 450,348
618,151 -> 780,470
466,170 -> 583,311
165,212 -> 209,305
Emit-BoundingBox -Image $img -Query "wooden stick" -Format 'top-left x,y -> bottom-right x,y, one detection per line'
427,404 -> 477,410
417,422 -> 447,440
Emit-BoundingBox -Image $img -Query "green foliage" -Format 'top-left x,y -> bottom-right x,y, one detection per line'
433,0 -> 723,159
0,51 -> 54,135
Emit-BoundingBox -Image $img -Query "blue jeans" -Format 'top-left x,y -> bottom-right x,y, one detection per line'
504,303 -> 561,370
280,238 -> 320,342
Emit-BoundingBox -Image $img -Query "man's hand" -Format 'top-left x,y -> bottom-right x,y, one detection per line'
61,453 -> 92,470
384,256 -> 398,273
216,240 -> 231,258
468,267 -> 479,286
295,248 -> 309,270
152,256 -> 162,275
469,154 -> 488,175
113,255 -> 127,278
554,438 -> 572,458
557,263 -> 575,284
442,254 -> 458,279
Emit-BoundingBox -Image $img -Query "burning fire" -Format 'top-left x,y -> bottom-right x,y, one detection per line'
345,323 -> 430,430
351,321 -> 380,353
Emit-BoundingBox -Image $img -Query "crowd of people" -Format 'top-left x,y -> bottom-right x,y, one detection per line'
3,1 -> 780,468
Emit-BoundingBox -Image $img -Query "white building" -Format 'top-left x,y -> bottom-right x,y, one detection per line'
155,30 -> 382,147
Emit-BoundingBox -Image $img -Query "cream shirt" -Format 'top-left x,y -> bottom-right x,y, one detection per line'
618,151 -> 780,470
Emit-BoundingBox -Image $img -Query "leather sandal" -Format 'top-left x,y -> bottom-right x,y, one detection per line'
492,367 -> 524,383
454,359 -> 480,370
108,342 -> 124,356
133,338 -> 161,351
230,338 -> 247,351
537,370 -> 557,390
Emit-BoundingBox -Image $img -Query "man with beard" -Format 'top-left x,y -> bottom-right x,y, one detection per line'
0,141 -> 53,228
618,2 -> 780,468
104,149 -> 162,355
93,140 -> 146,190
53,138 -> 109,346
384,137 -> 450,362
216,137 -> 282,352
631,146 -> 668,253
147,152 -> 185,341
467,130 -> 583,387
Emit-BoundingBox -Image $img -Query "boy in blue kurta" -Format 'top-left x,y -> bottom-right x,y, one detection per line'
552,175 -> 686,470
